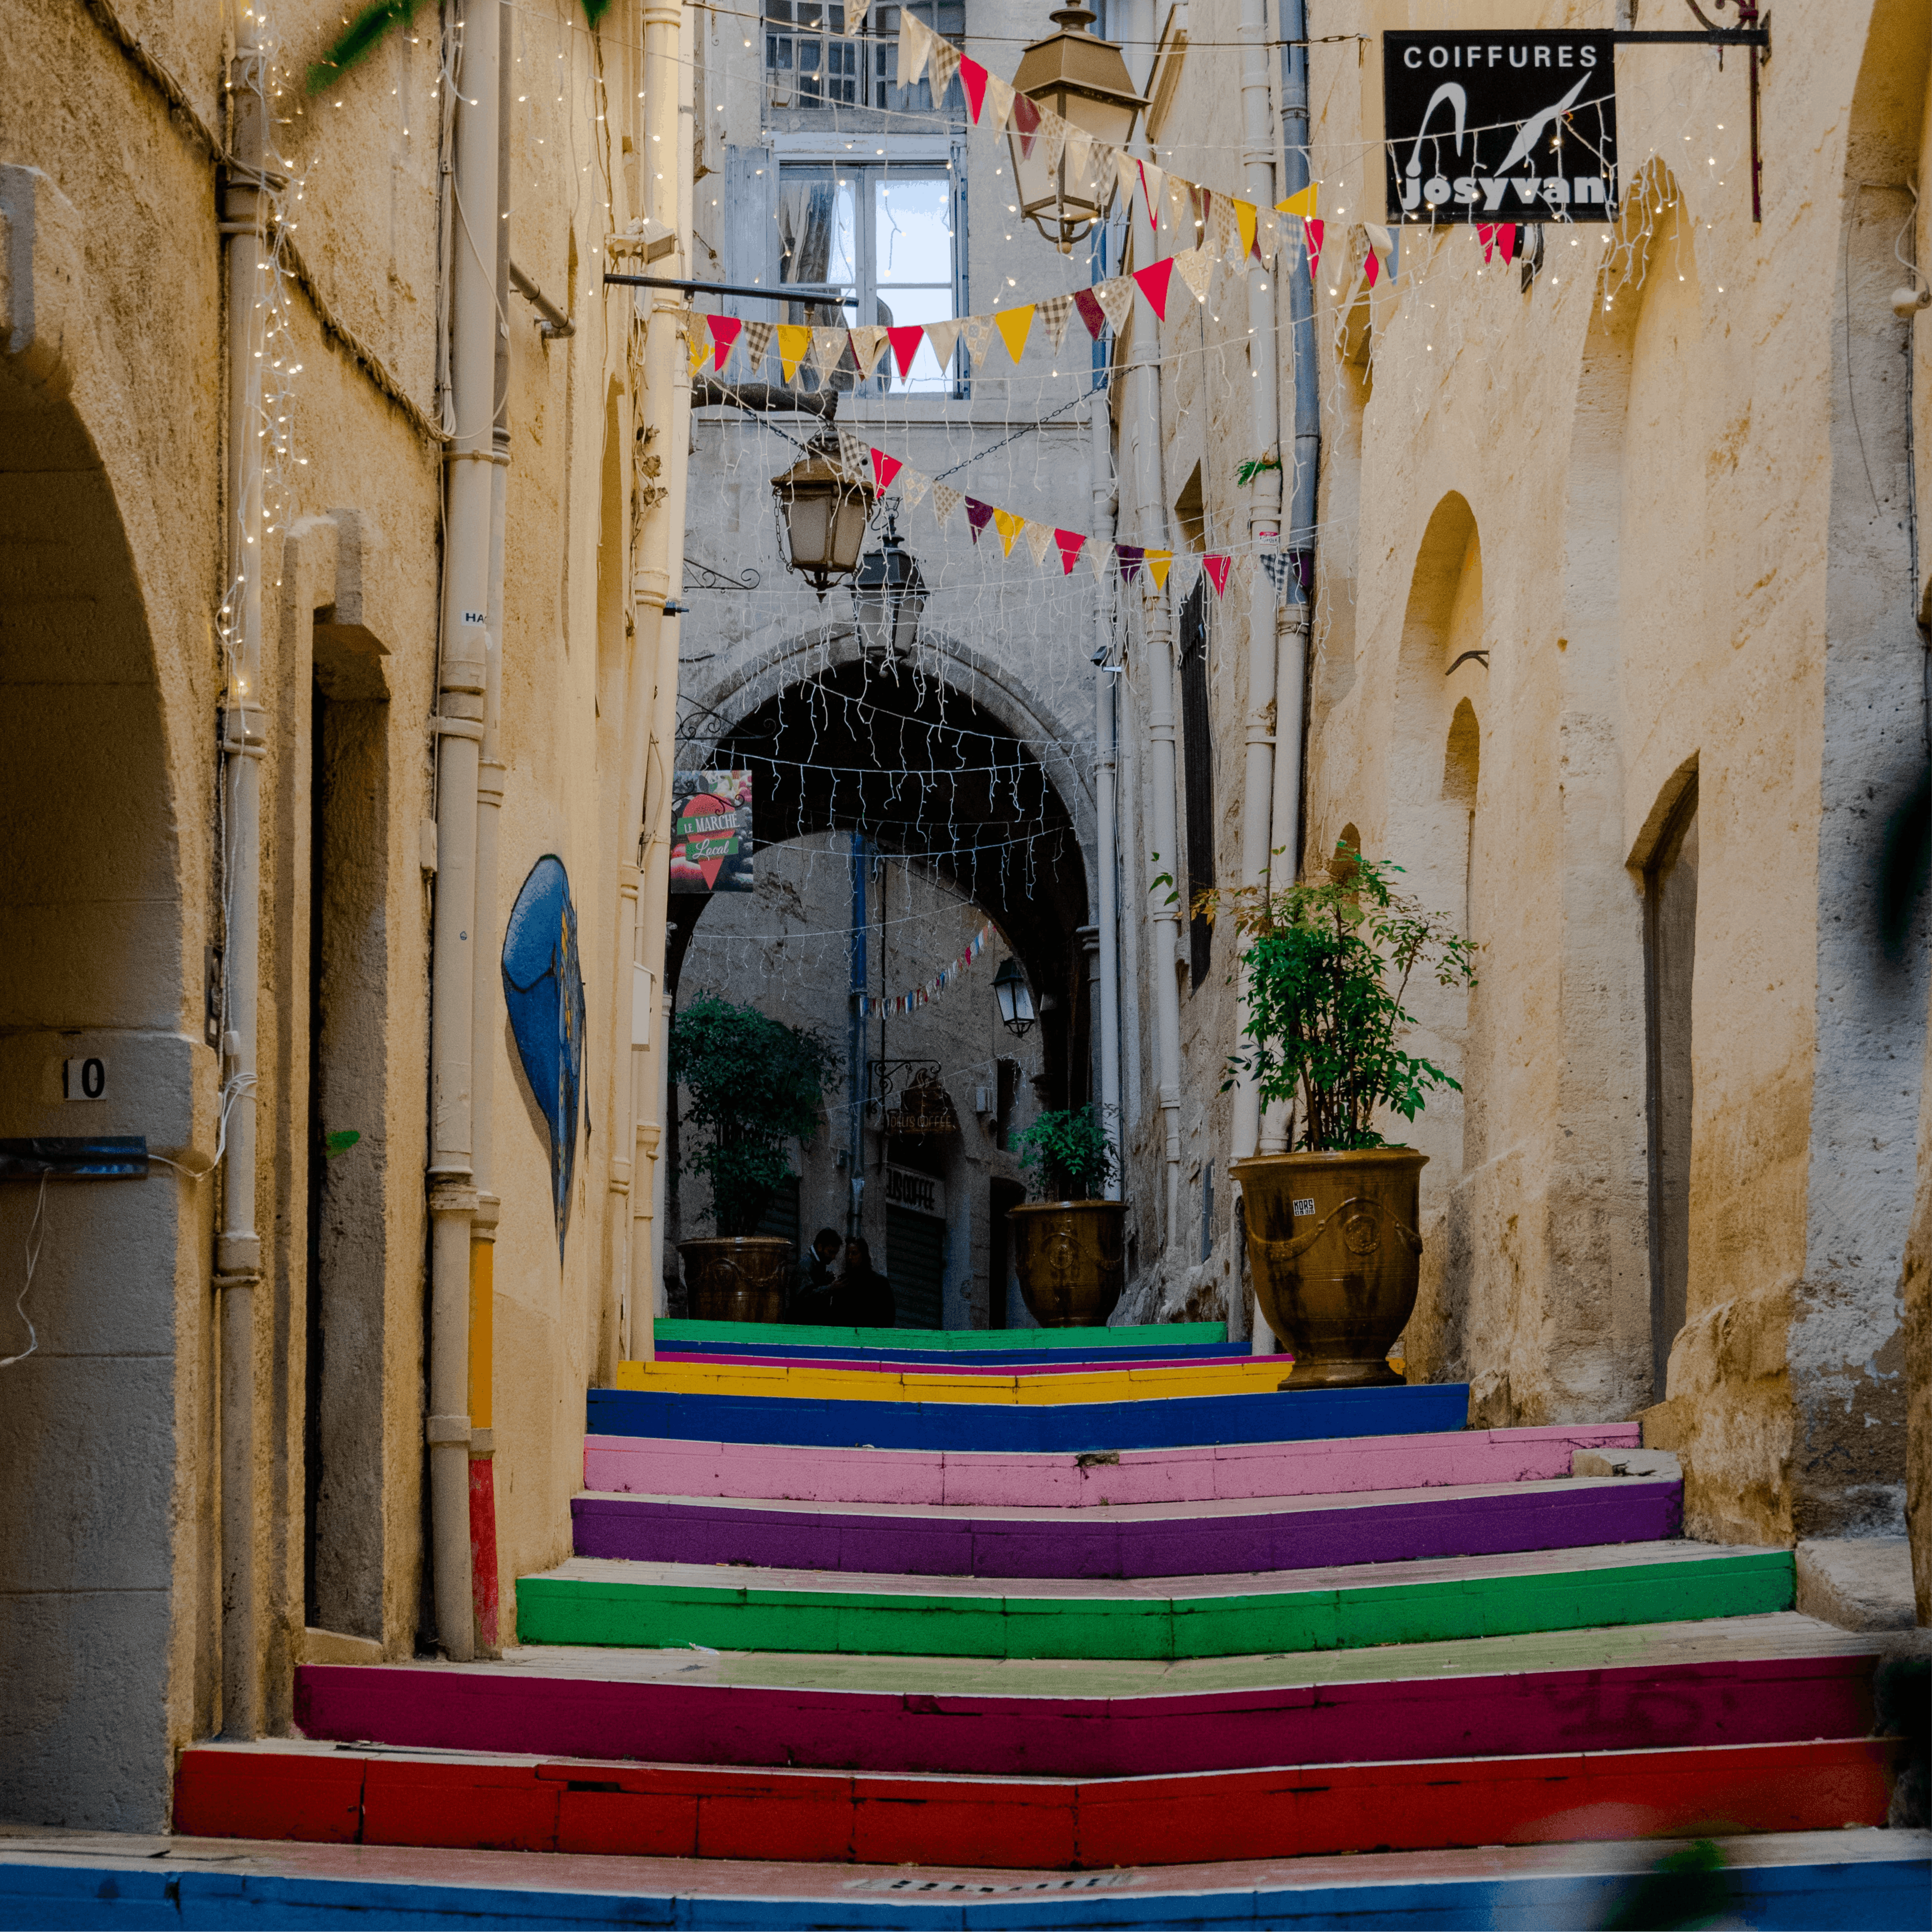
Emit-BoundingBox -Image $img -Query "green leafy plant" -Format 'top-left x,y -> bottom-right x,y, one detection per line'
1209,846 -> 1476,1152
1014,1104 -> 1120,1201
1235,454 -> 1282,487
672,997 -> 836,1238
308,0 -> 612,94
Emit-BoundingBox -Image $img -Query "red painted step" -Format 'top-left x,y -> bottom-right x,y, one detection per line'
174,1736 -> 1902,1870
293,1644 -> 1878,1778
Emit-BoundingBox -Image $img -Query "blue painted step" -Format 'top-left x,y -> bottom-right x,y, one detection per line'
584,1382 -> 1473,1453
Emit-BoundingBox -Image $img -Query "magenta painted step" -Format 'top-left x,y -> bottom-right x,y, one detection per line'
583,1423 -> 1642,1509
293,1648 -> 1877,1778
568,1478 -> 1682,1579
653,1351 -> 1263,1377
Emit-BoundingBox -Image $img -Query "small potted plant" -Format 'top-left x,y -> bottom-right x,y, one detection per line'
1007,1104 -> 1126,1327
672,996 -> 836,1322
1220,847 -> 1475,1385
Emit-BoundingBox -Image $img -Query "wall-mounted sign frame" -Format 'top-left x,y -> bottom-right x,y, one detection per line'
670,770 -> 754,895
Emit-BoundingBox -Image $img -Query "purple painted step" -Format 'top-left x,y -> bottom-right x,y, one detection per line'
583,1423 -> 1643,1509
293,1646 -> 1877,1778
568,1477 -> 1683,1578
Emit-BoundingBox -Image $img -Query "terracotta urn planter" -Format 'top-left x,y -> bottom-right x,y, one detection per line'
1231,1149 -> 1427,1386
679,1235 -> 793,1324
1007,1200 -> 1126,1328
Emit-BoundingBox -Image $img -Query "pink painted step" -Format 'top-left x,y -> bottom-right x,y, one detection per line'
656,1351 -> 1262,1377
583,1422 -> 1642,1509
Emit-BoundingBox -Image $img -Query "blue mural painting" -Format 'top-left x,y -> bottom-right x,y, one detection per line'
502,855 -> 585,1257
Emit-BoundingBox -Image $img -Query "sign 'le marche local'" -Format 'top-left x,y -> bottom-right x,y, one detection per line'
1384,32 -> 1619,225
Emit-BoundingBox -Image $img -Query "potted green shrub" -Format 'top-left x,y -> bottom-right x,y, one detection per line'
1007,1104 -> 1126,1327
672,996 -> 836,1323
1220,848 -> 1475,1385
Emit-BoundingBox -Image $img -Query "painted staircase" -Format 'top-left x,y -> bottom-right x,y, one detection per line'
159,1320 -> 1926,1926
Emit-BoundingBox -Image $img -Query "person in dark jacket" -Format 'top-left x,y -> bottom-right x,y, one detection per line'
790,1227 -> 843,1326
832,1237 -> 895,1329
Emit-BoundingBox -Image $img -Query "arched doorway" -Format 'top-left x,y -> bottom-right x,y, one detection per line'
665,657 -> 1091,1329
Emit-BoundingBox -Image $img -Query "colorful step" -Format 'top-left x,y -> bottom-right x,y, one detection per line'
583,1421 -> 1642,1508
293,1618 -> 1881,1776
655,1318 -> 1230,1355
568,1476 -> 1683,1579
612,1358 -> 1304,1404
515,1541 -> 1795,1660
11,1830 -> 1929,1931
172,1736 -> 1903,1869
656,1350 -> 1263,1377
585,1382 -> 1471,1453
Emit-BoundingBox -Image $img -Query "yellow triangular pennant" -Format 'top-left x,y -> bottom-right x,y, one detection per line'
1277,183 -> 1317,222
688,328 -> 712,376
994,304 -> 1035,364
991,507 -> 1023,557
1146,549 -> 1174,589
1236,199 -> 1258,261
776,324 -> 811,382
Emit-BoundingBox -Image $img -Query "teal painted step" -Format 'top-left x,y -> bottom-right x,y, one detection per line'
516,1541 -> 1795,1662
654,1319 -> 1228,1354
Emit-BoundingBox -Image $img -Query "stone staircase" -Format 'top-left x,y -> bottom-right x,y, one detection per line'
157,1319 -> 1927,1925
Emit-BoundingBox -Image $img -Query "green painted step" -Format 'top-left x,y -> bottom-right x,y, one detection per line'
516,1541 -> 1794,1663
653,1319 -> 1228,1353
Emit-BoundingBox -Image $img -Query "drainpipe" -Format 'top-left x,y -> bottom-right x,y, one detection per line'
1091,389 -> 1123,1201
1119,0 -> 1184,1265
629,0 -> 692,1357
426,0 -> 501,1663
1260,0 -> 1318,1163
465,0 -> 512,1653
215,31 -> 279,1739
1230,0 -> 1283,1195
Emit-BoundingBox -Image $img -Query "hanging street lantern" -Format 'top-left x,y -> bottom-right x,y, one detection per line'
771,433 -> 875,594
993,957 -> 1037,1036
1008,4 -> 1146,254
852,514 -> 926,659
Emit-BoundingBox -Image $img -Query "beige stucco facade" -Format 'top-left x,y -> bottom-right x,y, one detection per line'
1,0 -> 691,1828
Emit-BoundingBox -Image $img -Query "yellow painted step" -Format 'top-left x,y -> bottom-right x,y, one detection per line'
610,1357 -> 1297,1404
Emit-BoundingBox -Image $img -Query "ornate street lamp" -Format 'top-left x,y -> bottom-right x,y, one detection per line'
1008,4 -> 1146,254
993,957 -> 1036,1037
852,514 -> 926,658
771,433 -> 875,594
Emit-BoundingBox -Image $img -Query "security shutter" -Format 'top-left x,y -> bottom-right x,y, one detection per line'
1180,579 -> 1215,989
887,1205 -> 945,1329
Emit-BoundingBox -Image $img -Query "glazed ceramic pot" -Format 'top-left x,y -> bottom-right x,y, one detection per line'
679,1236 -> 794,1324
1007,1200 -> 1127,1328
1231,1149 -> 1428,1386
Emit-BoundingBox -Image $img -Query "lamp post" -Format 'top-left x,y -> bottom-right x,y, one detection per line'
852,514 -> 926,659
994,958 -> 1036,1037
771,433 -> 876,594
1008,5 -> 1146,254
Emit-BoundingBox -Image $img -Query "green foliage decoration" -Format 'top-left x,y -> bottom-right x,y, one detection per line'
1235,454 -> 1282,487
309,0 -> 611,94
1014,1103 -> 1120,1202
1208,845 -> 1477,1152
671,996 -> 837,1239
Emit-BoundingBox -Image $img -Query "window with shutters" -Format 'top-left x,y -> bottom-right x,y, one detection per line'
764,0 -> 965,113
1180,579 -> 1215,990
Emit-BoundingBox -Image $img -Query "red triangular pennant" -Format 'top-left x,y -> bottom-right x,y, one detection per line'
1009,92 -> 1041,159
886,325 -> 926,379
1073,287 -> 1108,340
1053,529 -> 1086,575
958,56 -> 989,122
1362,251 -> 1380,289
706,313 -> 743,370
1476,223 -> 1517,266
870,448 -> 903,491
1203,553 -> 1232,597
1304,217 -> 1324,282
1133,257 -> 1175,321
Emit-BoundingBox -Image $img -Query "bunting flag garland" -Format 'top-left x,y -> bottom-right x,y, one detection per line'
1236,200 -> 1259,263
931,482 -> 964,526
1036,292 -> 1075,352
957,55 -> 989,122
837,427 -> 871,481
870,447 -> 903,492
1210,194 -> 1240,261
898,468 -> 933,514
1072,286 -> 1108,341
858,921 -> 997,1020
1132,257 -> 1175,321
1277,183 -> 1318,222
1010,90 -> 1042,158
1145,550 -> 1174,591
776,324 -> 811,382
741,320 -> 773,374
994,304 -> 1035,363
1173,246 -> 1213,305
849,326 -> 890,380
810,327 -> 848,376
704,314 -> 741,370
960,314 -> 995,366
886,324 -> 926,379
1234,554 -> 1259,591
1087,539 -> 1111,583
1203,553 -> 1233,598
1054,528 -> 1087,575
1476,223 -> 1517,266
1116,543 -> 1145,584
965,497 -> 995,542
1303,217 -> 1325,282
991,507 -> 1024,558
688,327 -> 712,376
982,71 -> 1015,131
926,37 -> 962,105
1095,277 -> 1136,333
1023,518 -> 1055,568
897,8 -> 933,87
1137,159 -> 1165,232
924,317 -> 964,378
